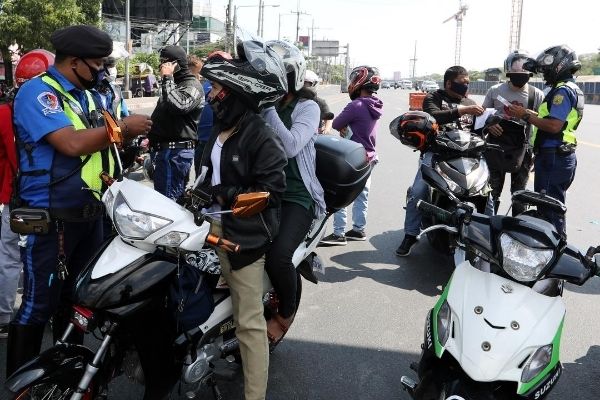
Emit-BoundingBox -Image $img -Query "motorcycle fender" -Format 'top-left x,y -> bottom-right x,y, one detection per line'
418,309 -> 441,378
522,363 -> 562,400
5,343 -> 94,394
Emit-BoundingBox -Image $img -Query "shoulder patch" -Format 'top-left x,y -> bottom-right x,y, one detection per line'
552,94 -> 564,105
37,92 -> 63,115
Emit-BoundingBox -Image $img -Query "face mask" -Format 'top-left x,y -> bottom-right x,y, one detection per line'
450,81 -> 469,97
508,73 -> 530,88
74,59 -> 103,90
209,88 -> 248,130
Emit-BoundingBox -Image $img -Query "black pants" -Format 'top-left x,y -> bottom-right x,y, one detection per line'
265,202 -> 313,318
489,150 -> 533,216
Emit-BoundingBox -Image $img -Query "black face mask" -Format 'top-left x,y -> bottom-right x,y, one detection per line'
508,73 -> 530,88
209,89 -> 248,131
450,81 -> 469,97
74,59 -> 104,90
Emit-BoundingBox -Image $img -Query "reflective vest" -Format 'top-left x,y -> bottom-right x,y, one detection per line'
531,81 -> 584,147
41,75 -> 114,199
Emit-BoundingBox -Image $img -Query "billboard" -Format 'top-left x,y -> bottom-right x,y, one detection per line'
312,40 -> 339,57
298,36 -> 310,48
102,0 -> 193,23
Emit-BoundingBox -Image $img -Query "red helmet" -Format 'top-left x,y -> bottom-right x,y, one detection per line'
347,65 -> 381,100
14,49 -> 55,87
390,111 -> 439,151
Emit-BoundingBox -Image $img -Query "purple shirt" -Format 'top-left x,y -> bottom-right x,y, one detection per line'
332,95 -> 383,161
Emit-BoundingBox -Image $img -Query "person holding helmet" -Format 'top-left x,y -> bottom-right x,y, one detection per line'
6,25 -> 152,377
320,65 -> 383,245
482,51 -> 544,216
0,50 -> 54,340
197,45 -> 287,400
507,45 -> 584,235
396,65 -> 483,256
304,69 -> 334,133
260,40 -> 326,344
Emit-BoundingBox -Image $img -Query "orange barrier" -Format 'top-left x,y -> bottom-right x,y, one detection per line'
408,92 -> 427,111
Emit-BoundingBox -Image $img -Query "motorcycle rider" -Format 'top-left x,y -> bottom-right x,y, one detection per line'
482,51 -> 544,216
0,50 -> 55,340
320,65 -> 383,245
396,65 -> 483,256
198,45 -> 288,400
507,45 -> 583,236
261,40 -> 326,344
6,25 -> 152,377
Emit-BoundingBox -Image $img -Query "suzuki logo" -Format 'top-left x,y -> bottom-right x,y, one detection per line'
501,283 -> 514,294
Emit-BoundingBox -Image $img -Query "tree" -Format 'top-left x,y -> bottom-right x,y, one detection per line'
0,0 -> 102,86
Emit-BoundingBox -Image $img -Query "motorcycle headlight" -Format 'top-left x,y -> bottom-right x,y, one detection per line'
500,234 -> 553,282
521,344 -> 553,383
113,192 -> 171,240
436,300 -> 452,346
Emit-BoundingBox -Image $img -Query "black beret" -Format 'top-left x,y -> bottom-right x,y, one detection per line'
51,25 -> 113,59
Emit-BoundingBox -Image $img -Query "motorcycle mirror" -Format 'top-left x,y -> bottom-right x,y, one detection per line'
231,192 -> 270,217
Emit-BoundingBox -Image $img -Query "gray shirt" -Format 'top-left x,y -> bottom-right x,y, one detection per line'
482,82 -> 544,137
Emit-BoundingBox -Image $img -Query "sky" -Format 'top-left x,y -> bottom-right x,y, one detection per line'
206,0 -> 600,79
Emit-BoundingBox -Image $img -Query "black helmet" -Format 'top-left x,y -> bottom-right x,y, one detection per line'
348,65 -> 381,100
504,50 -> 532,74
527,45 -> 581,84
390,111 -> 439,151
200,42 -> 287,111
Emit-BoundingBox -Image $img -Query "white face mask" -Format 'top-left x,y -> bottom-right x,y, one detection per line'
108,67 -> 117,81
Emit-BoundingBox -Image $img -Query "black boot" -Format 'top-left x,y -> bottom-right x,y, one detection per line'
6,322 -> 45,378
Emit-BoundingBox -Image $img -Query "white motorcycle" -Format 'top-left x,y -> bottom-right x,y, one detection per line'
400,165 -> 600,400
5,135 -> 371,400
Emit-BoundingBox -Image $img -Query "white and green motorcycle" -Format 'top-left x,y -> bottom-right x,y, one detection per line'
400,165 -> 600,400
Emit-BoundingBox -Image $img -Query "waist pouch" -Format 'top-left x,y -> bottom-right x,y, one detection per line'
10,208 -> 51,235
168,263 -> 215,332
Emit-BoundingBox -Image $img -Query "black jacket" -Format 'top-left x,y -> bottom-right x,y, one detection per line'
200,112 -> 287,269
149,74 -> 204,143
423,89 -> 476,128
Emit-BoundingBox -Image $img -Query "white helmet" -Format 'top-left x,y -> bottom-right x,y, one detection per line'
266,40 -> 306,92
304,69 -> 319,86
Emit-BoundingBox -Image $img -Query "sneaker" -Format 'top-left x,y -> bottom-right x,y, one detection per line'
396,235 -> 418,257
345,229 -> 367,241
319,233 -> 347,246
0,324 -> 8,339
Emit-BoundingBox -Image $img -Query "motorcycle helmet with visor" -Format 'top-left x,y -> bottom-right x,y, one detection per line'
524,45 -> 581,84
265,40 -> 306,93
390,111 -> 439,152
347,65 -> 381,100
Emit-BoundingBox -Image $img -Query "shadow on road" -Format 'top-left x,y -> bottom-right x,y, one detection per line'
319,229 -> 454,297
553,345 -> 600,399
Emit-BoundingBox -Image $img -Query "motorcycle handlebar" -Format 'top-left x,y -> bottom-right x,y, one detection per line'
206,233 -> 241,253
417,200 -> 454,225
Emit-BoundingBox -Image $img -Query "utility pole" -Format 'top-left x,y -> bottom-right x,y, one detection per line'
410,41 -> 417,79
226,0 -> 233,53
124,0 -> 131,97
290,6 -> 310,43
257,0 -> 263,36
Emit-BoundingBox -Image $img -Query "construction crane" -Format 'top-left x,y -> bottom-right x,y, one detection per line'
442,0 -> 469,65
509,0 -> 524,52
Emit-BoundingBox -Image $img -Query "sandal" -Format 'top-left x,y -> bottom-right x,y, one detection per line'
266,312 -> 295,345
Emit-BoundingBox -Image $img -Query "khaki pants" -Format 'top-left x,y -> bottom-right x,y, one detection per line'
212,221 -> 268,400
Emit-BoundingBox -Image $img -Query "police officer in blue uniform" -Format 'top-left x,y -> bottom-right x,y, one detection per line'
508,45 -> 583,236
6,25 -> 152,377
149,45 -> 204,200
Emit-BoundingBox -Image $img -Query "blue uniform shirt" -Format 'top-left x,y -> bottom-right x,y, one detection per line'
541,82 -> 577,148
14,66 -> 94,208
197,80 -> 213,143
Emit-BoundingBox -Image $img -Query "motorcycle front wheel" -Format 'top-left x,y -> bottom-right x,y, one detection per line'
13,381 -> 95,400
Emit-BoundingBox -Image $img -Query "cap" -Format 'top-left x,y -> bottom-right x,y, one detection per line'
50,25 -> 113,59
160,45 -> 188,67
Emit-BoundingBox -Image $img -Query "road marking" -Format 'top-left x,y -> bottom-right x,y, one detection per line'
578,140 -> 600,149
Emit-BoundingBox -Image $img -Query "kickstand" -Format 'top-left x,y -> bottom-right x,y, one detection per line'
207,375 -> 223,400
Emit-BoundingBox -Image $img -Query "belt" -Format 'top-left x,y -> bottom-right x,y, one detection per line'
154,140 -> 195,150
535,146 -> 576,155
49,203 -> 105,222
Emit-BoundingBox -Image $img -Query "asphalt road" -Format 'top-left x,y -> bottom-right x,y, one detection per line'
2,86 -> 600,400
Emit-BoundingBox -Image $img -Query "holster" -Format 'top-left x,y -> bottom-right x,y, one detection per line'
9,208 -> 51,235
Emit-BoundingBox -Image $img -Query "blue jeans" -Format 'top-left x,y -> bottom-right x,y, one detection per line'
153,148 -> 194,200
403,152 -> 433,237
533,151 -> 577,235
333,176 -> 372,236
